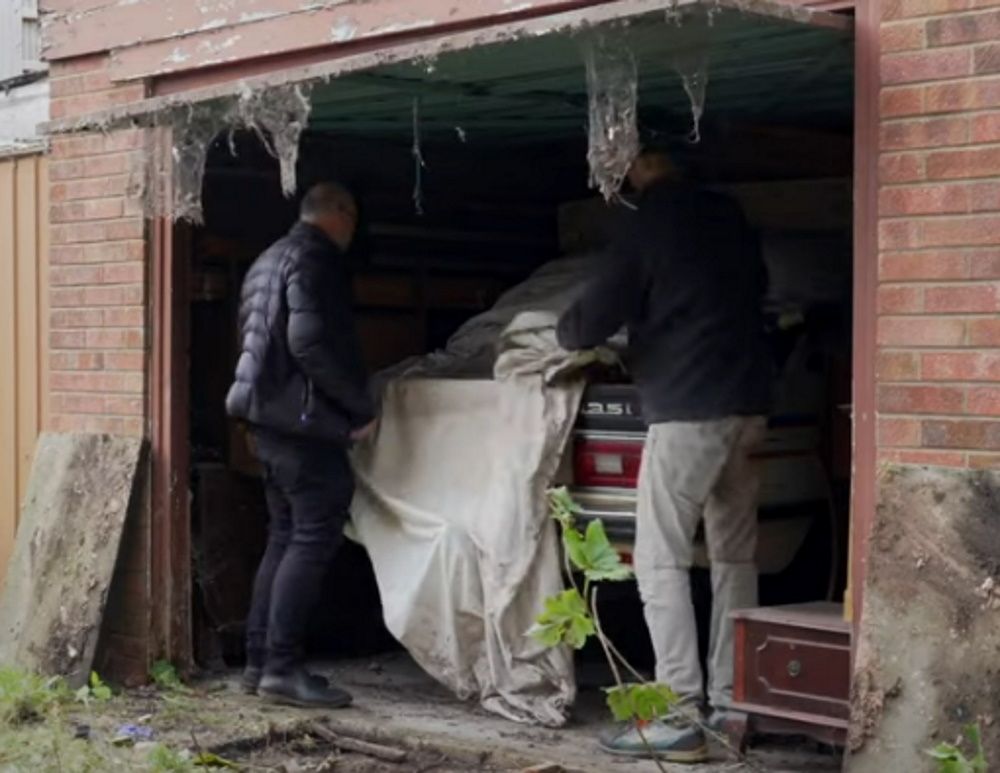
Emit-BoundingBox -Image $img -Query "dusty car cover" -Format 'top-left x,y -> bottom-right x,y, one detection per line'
347,258 -> 614,726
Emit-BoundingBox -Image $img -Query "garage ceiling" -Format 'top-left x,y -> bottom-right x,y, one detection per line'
307,4 -> 854,145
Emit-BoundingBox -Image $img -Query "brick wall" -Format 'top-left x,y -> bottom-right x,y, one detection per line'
47,53 -> 152,683
878,1 -> 1000,468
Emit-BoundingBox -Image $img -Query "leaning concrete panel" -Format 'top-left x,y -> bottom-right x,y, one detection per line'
0,433 -> 143,687
846,465 -> 1000,770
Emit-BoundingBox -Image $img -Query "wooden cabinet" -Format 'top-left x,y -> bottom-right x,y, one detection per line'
729,603 -> 850,747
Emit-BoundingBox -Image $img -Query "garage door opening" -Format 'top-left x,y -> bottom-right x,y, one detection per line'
180,0 -> 856,741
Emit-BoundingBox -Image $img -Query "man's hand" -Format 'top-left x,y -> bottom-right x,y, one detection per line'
350,419 -> 377,442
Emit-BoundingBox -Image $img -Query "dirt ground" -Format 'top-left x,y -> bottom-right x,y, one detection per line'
54,653 -> 843,773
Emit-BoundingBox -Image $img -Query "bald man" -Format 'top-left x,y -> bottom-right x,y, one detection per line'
227,183 -> 376,709
558,151 -> 771,762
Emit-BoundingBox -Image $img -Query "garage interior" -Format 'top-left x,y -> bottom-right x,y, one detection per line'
183,2 -> 855,746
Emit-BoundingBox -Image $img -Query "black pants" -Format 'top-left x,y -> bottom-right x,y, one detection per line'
246,429 -> 354,675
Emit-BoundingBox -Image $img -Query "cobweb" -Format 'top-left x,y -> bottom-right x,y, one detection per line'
583,34 -> 639,201
144,83 -> 312,223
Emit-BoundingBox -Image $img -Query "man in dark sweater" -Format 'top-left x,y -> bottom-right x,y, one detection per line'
557,151 -> 771,762
226,183 -> 376,709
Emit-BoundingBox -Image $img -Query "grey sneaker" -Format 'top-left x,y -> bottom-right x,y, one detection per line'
599,717 -> 708,763
706,708 -> 746,735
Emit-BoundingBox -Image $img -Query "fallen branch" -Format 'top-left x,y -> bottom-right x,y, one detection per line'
308,723 -> 408,764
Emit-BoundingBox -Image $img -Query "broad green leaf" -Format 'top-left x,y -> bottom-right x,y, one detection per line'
529,589 -> 595,650
548,487 -> 582,529
563,520 -> 632,581
74,685 -> 91,706
604,683 -> 678,723
630,683 -> 678,722
580,520 -> 633,582
605,685 -> 634,722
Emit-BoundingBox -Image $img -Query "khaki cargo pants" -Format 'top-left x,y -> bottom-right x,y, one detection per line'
633,416 -> 766,710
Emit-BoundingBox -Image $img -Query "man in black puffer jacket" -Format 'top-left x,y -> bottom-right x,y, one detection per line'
226,182 -> 375,709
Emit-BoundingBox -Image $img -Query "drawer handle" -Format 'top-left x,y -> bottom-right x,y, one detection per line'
787,660 -> 802,678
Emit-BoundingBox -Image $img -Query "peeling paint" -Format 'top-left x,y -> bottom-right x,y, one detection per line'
371,19 -> 436,36
330,18 -> 359,42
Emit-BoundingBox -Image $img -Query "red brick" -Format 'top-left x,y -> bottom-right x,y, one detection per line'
103,307 -> 145,327
83,285 -> 143,306
102,263 -> 145,285
925,283 -> 999,312
50,287 -> 86,308
926,147 -> 1000,179
50,371 -> 143,394
921,419 -> 1000,449
50,241 -> 144,265
878,285 -> 925,313
50,308 -> 105,329
48,53 -> 107,77
52,219 -> 145,245
50,152 -> 136,181
922,215 -> 1000,246
884,449 -> 969,466
888,0 -> 972,20
48,69 -> 113,99
49,176 -> 129,203
50,264 -> 103,286
50,351 -> 104,371
970,249 -> 1000,277
925,76 -> 1000,113
104,396 -> 145,416
880,86 -> 925,118
880,250 -> 969,280
879,153 -> 926,183
975,43 -> 1000,74
50,329 -> 86,349
879,384 -> 966,414
881,20 -> 928,52
969,453 -> 1000,468
51,394 -> 107,416
51,198 -> 124,223
926,9 -> 1000,45
879,116 -> 969,150
883,49 -> 972,85
878,316 -> 967,345
969,181 -> 1000,211
879,184 -> 970,215
104,351 -> 145,371
969,386 -> 1000,415
879,219 -> 922,250
879,417 -> 922,446
49,85 -> 146,121
85,328 -> 144,349
972,113 -> 1000,142
968,317 -> 1000,344
50,131 -> 144,159
923,351 -> 1000,380
877,350 -> 922,381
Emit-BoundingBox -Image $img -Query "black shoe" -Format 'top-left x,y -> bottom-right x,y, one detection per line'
258,669 -> 353,709
241,666 -> 330,695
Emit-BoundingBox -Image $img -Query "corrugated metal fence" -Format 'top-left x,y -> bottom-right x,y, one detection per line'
0,150 -> 49,580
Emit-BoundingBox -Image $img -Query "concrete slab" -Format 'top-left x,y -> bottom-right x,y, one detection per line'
291,654 -> 843,772
846,465 -> 1000,771
0,432 -> 143,687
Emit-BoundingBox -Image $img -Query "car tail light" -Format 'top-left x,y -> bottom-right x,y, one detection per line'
573,435 -> 643,489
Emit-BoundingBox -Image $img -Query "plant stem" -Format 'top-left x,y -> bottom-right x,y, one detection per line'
590,586 -> 669,773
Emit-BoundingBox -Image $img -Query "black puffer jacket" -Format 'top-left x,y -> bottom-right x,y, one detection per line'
225,222 -> 374,443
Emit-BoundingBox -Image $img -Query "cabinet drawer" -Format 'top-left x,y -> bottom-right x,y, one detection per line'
734,605 -> 851,722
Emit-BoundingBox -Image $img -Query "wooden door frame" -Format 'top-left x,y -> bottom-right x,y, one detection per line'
149,128 -> 193,669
